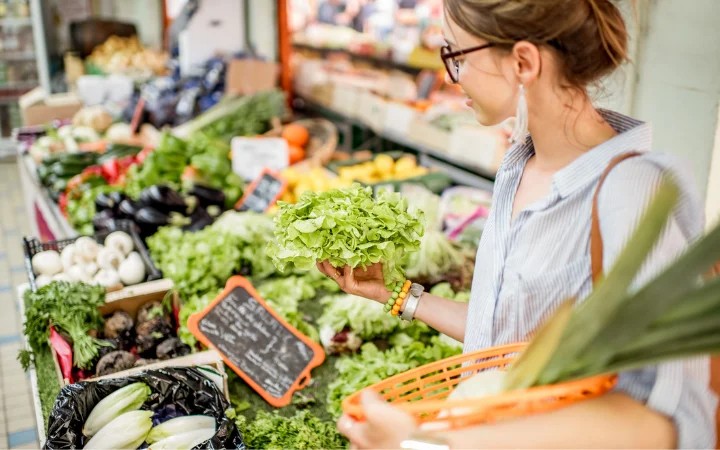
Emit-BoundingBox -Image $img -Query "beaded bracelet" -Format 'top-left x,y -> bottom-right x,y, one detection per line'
384,278 -> 413,316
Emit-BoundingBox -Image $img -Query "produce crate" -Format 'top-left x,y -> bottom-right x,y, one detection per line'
23,219 -> 162,292
326,151 -> 453,194
48,282 -> 230,398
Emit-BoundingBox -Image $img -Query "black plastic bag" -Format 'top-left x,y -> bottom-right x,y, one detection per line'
44,367 -> 245,449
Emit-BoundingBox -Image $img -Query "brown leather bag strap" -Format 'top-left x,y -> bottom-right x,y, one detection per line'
591,152 -> 643,285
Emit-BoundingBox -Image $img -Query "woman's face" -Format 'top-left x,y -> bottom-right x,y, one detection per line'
442,14 -> 517,127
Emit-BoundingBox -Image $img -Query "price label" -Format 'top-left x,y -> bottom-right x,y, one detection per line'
231,137 -> 289,181
234,168 -> 288,213
187,276 -> 325,407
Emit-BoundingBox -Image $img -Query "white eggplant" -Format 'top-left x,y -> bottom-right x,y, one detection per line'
146,415 -> 216,444
148,428 -> 216,450
60,244 -> 79,271
36,274 -> 52,288
97,247 -> 124,271
83,410 -> 153,449
83,382 -> 151,437
118,252 -> 145,285
104,231 -> 134,256
93,269 -> 121,288
74,236 -> 99,262
31,250 -> 62,276
67,265 -> 92,284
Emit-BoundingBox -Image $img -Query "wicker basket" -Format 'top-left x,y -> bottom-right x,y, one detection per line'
342,343 -> 617,431
264,118 -> 338,167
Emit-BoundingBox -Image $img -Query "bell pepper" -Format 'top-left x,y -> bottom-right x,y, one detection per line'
101,158 -> 120,183
136,146 -> 154,164
58,192 -> 69,217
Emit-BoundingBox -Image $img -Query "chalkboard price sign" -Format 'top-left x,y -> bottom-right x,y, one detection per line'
187,276 -> 325,407
234,168 -> 287,213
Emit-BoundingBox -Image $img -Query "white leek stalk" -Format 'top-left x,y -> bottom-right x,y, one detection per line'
83,382 -> 151,437
84,410 -> 153,449
148,428 -> 216,450
146,415 -> 216,444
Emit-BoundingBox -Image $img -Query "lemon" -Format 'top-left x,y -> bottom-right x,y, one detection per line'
374,154 -> 395,176
394,156 -> 417,174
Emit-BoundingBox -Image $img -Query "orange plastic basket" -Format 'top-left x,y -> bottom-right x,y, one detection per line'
342,343 -> 617,431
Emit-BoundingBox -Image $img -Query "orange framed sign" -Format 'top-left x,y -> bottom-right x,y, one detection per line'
234,167 -> 288,213
187,276 -> 325,407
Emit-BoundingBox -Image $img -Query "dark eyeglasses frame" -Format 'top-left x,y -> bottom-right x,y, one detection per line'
441,43 -> 495,83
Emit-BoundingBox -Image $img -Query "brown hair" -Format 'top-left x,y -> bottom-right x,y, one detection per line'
444,0 -> 629,88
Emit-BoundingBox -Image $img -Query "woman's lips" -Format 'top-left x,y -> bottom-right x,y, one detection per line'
465,98 -> 473,107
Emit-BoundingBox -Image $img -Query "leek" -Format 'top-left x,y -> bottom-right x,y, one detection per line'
83,410 -> 153,450
83,382 -> 151,437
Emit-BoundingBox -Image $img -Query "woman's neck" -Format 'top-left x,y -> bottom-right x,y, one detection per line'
526,95 -> 618,172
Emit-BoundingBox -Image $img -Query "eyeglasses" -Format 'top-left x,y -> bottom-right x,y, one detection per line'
441,43 -> 495,83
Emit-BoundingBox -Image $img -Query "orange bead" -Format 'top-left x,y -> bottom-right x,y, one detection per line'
392,304 -> 400,311
395,298 -> 404,306
404,280 -> 412,288
398,291 -> 406,299
391,309 -> 399,316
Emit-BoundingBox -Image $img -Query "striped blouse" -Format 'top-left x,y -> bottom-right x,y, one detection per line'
463,110 -> 717,448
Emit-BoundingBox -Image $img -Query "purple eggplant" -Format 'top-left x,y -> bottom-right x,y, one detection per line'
189,184 -> 226,209
139,185 -> 187,213
181,206 -> 214,232
92,209 -> 116,231
117,199 -> 141,219
134,207 -> 171,228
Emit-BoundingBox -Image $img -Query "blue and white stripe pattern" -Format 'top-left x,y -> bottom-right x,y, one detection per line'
463,110 -> 717,449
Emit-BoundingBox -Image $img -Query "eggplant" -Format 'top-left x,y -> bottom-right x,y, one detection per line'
95,192 -> 117,212
139,185 -> 187,213
181,206 -> 214,232
134,207 -> 171,227
92,209 -> 116,231
108,191 -> 127,210
189,184 -> 226,209
117,199 -> 141,219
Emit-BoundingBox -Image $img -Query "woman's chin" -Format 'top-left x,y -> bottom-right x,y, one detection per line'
472,108 -> 509,128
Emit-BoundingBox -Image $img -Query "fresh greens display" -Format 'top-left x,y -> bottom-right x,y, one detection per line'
268,184 -> 425,287
429,282 -> 471,303
175,89 -> 286,144
20,281 -> 107,370
404,230 -> 468,282
326,336 -> 462,418
257,276 -> 320,342
235,410 -> 346,450
147,211 -> 276,299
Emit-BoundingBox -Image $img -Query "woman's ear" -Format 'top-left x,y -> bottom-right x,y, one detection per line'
511,41 -> 542,86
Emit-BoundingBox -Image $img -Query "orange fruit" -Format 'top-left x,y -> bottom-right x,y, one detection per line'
282,124 -> 310,148
288,144 -> 306,165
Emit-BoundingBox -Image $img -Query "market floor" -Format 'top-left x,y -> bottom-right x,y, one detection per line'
0,161 -> 40,449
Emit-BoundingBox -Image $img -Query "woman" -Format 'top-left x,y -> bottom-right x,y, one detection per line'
317,0 -> 718,448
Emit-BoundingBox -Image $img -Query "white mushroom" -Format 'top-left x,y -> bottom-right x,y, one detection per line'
60,244 -> 79,271
83,262 -> 99,277
36,274 -> 53,288
93,269 -> 122,288
74,237 -> 99,262
67,265 -> 92,283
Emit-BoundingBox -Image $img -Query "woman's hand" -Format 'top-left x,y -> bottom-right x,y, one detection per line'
337,391 -> 418,449
317,260 -> 390,303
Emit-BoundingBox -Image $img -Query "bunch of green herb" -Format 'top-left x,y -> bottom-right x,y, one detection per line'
20,281 -> 108,370
268,184 -> 425,288
235,410 -> 347,450
326,336 -> 462,418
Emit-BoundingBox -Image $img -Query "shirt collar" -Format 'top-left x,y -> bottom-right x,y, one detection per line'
498,110 -> 652,198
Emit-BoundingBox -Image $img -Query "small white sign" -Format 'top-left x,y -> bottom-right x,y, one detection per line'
231,137 -> 289,181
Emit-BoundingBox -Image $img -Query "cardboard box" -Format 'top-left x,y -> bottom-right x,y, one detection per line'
226,59 -> 280,96
19,88 -> 83,126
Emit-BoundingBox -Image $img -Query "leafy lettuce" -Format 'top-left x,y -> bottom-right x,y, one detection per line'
268,184 -> 424,287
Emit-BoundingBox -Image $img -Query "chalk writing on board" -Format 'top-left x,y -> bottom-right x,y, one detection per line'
197,286 -> 315,399
238,173 -> 284,213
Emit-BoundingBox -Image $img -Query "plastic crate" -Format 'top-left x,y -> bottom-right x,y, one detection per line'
23,219 -> 162,291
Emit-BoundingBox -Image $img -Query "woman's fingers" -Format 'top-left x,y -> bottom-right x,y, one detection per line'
316,261 -> 327,276
342,265 -> 357,292
337,415 -> 372,449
